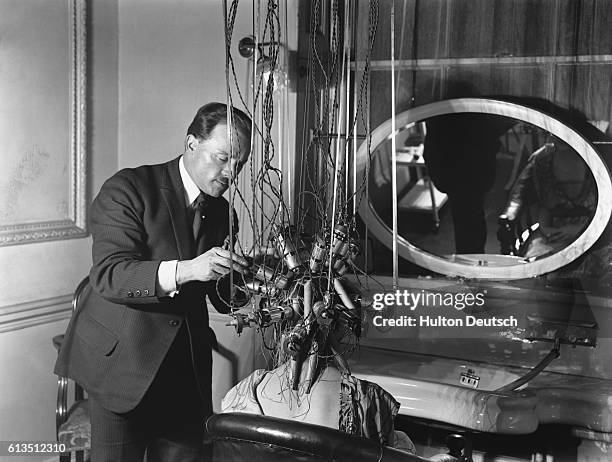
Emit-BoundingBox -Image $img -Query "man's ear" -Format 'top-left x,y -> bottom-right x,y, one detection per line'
185,134 -> 200,152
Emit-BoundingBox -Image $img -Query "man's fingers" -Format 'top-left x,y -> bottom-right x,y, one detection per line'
213,256 -> 249,275
230,262 -> 249,275
213,248 -> 250,267
249,245 -> 277,258
210,262 -> 228,276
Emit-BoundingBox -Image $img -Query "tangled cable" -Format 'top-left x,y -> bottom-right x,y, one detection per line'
220,0 -> 380,387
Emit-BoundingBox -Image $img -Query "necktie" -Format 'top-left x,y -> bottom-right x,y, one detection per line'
191,192 -> 207,244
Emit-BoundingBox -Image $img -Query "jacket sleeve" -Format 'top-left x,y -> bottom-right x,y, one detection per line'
88,170 -> 164,306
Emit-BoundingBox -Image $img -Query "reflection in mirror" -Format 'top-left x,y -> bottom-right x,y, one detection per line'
357,98 -> 612,282
368,115 -> 597,262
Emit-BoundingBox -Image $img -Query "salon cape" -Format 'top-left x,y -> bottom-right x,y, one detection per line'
221,368 -> 416,454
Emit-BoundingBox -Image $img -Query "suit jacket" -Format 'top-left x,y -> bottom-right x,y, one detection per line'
55,156 -> 234,414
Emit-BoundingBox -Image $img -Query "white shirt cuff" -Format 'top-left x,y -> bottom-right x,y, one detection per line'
157,260 -> 178,296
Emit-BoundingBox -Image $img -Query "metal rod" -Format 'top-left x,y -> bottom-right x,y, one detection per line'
495,339 -> 561,393
222,0 -> 235,302
278,87 -> 284,218
365,54 -> 370,285
351,0 -> 358,219
344,0 -> 352,206
390,0 -> 399,289
284,0 -> 293,222
251,0 -> 258,252
256,0 -> 264,242
318,92 -> 326,232
327,0 -> 351,292
426,175 -> 440,227
352,67 -> 358,218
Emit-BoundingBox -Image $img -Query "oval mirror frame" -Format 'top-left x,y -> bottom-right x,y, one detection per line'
357,98 -> 612,280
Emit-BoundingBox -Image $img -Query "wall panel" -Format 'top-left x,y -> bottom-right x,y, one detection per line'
448,0 -> 558,58
555,63 -> 612,122
446,64 -> 551,97
369,69 -> 440,128
369,0 -> 447,61
558,0 -> 612,55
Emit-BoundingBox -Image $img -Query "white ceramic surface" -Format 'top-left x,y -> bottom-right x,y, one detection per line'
350,346 -> 612,435
350,347 -> 539,434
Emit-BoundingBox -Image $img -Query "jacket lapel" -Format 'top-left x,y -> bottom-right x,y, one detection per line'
161,156 -> 196,259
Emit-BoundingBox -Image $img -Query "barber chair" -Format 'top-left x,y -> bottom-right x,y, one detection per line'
206,413 -> 466,462
53,276 -> 91,462
497,144 -> 552,256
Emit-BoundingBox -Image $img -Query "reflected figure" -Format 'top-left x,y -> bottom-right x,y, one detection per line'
524,140 -> 596,258
423,113 -> 513,253
358,96 -> 611,281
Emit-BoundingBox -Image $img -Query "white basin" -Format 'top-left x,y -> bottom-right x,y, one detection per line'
350,346 -> 612,438
350,347 -> 539,434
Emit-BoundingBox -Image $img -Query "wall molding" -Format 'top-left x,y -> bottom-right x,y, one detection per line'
361,54 -> 612,70
0,297 -> 253,333
0,295 -> 72,333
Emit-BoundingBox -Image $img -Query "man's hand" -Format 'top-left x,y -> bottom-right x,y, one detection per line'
176,247 -> 250,285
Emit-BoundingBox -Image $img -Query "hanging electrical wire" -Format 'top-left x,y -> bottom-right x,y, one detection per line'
220,0 -> 381,392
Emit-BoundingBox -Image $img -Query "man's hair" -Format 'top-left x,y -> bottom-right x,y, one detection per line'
187,102 -> 251,143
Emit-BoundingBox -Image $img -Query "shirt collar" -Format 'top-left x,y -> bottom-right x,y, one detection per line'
179,156 -> 201,206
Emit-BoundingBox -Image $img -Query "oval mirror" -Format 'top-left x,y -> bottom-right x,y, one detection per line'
357,98 -> 612,279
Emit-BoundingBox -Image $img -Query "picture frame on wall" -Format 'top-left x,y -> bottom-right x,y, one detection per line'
0,0 -> 86,246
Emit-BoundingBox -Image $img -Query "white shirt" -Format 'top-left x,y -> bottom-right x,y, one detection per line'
156,156 -> 200,295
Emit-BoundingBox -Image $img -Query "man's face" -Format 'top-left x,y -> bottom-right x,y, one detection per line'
184,123 -> 250,197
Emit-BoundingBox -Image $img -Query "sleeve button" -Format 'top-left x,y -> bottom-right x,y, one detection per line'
144,289 -> 150,295
127,291 -> 134,297
135,290 -> 141,296
169,319 -> 179,327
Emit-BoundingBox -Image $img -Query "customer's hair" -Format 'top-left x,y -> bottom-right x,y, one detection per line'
187,102 -> 251,142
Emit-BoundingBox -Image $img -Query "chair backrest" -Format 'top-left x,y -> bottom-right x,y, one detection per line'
72,276 -> 91,313
206,413 -> 429,462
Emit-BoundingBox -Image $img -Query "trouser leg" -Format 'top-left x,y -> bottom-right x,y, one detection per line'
89,324 -> 211,462
89,398 -> 148,462
142,324 -> 210,461
449,194 -> 487,254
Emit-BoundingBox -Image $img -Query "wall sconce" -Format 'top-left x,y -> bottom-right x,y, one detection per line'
239,35 -> 286,92
238,35 -> 279,59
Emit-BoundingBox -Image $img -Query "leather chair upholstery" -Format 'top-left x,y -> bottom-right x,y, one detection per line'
206,413 -> 434,462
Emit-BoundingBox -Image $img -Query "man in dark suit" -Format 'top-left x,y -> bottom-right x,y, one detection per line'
55,103 -> 251,461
